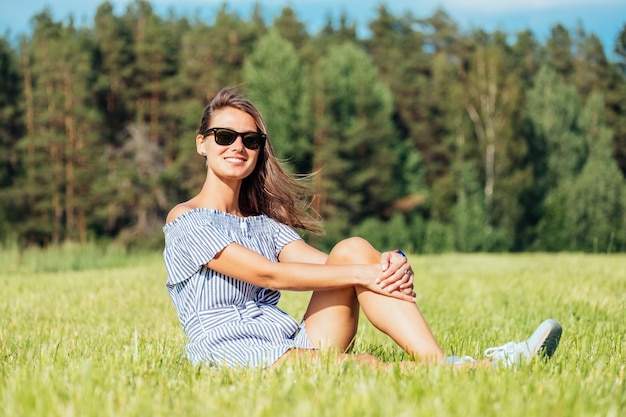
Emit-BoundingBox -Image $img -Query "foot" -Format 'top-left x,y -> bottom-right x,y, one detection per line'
445,355 -> 476,365
484,319 -> 562,368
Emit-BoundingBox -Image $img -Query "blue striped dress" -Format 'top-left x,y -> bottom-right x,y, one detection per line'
163,208 -> 312,368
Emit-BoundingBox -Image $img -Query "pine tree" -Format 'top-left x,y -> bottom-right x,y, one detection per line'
528,66 -> 584,249
0,37 -> 23,240
92,1 -> 136,236
546,24 -> 575,79
113,0 -> 180,244
312,42 -> 398,238
568,94 -> 626,251
16,12 -> 102,244
607,24 -> 626,177
242,31 -> 312,173
273,6 -> 309,50
462,34 -> 524,248
365,6 -> 429,215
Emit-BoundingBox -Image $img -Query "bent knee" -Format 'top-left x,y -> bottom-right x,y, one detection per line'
328,237 -> 378,263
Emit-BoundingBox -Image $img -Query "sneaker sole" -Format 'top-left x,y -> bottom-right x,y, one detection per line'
527,319 -> 562,364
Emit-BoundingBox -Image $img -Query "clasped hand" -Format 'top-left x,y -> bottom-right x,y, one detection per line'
376,250 -> 415,302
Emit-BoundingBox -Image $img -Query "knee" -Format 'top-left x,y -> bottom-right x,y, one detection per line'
329,237 -> 377,264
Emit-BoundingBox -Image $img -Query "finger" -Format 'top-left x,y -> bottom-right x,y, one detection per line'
400,273 -> 414,289
382,268 -> 411,292
378,265 -> 411,289
389,289 -> 416,303
391,251 -> 408,266
400,286 -> 414,296
380,251 -> 392,272
395,249 -> 408,259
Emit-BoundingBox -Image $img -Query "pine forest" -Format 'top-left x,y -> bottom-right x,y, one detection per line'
1,0 -> 625,253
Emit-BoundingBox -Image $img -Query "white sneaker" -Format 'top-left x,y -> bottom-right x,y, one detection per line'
484,319 -> 562,368
445,355 -> 476,365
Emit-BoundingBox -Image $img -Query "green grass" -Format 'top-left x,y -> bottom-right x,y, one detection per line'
1,248 -> 625,417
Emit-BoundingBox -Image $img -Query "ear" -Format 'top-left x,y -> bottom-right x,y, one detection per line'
196,134 -> 207,157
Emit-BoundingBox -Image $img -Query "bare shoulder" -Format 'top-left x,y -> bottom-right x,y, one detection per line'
166,202 -> 196,224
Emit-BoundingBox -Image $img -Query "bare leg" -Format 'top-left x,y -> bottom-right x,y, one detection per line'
302,237 -> 445,364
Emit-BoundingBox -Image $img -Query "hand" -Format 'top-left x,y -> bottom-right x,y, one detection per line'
360,263 -> 415,302
377,250 -> 415,299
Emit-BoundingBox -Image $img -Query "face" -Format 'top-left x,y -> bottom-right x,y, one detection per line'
196,106 -> 262,184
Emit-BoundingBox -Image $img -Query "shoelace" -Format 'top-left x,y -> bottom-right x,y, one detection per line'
484,341 -> 518,358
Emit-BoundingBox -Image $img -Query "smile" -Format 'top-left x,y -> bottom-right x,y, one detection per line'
224,157 -> 246,163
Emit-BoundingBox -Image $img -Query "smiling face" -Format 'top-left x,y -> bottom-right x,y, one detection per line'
196,106 -> 262,185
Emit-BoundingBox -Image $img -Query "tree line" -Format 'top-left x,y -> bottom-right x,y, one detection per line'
1,0 -> 625,253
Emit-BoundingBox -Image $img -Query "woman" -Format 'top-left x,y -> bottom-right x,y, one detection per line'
163,87 -> 562,368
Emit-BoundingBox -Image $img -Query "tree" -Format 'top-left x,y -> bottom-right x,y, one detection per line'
242,31 -> 312,173
568,94 -> 626,251
316,11 -> 358,47
312,42 -> 398,240
93,1 -> 134,147
546,24 -> 575,79
0,36 -> 23,240
536,94 -> 626,251
0,37 -> 22,185
608,24 -> 626,177
461,35 -> 525,248
527,66 -> 584,190
367,6 -> 434,183
527,66 -> 625,250
124,0 -> 179,142
365,6 -> 430,214
510,29 -> 542,91
15,12 -> 101,244
92,1 -> 137,236
273,6 -> 309,50
2,2 -> 624,252
571,28 -> 611,97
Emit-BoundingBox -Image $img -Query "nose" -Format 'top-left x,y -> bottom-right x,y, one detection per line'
230,135 -> 245,150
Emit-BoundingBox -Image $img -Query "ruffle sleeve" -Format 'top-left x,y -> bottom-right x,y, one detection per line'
273,220 -> 302,256
163,211 -> 234,285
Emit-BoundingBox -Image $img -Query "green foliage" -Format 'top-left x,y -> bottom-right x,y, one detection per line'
422,221 -> 455,253
452,163 -> 489,252
0,38 -> 22,239
313,42 -> 399,227
243,30 -> 312,173
527,66 -> 585,189
554,94 -> 626,251
531,78 -> 626,251
0,241 -> 155,273
0,37 -> 22,187
353,213 -> 415,252
3,251 -> 624,416
0,3 -> 625,252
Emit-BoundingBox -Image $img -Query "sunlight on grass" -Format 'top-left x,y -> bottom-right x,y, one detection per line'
0,249 -> 624,417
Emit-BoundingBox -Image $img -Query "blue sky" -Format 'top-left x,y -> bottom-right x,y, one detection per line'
1,0 -> 625,59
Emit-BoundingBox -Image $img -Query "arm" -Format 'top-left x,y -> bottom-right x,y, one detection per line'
207,241 -> 415,302
280,239 -> 414,296
278,239 -> 328,264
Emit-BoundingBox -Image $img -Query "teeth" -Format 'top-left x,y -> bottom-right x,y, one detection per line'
225,158 -> 245,162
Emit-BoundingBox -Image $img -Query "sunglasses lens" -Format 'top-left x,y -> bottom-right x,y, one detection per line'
214,129 -> 237,146
242,133 -> 263,150
209,128 -> 264,150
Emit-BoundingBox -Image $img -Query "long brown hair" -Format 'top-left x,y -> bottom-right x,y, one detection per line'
197,87 -> 322,233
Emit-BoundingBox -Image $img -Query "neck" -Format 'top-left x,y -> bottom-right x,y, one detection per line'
197,175 -> 243,215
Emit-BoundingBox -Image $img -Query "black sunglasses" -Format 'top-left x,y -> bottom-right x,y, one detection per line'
203,127 -> 266,150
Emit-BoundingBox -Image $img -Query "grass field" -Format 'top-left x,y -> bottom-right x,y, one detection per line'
1,246 -> 624,417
